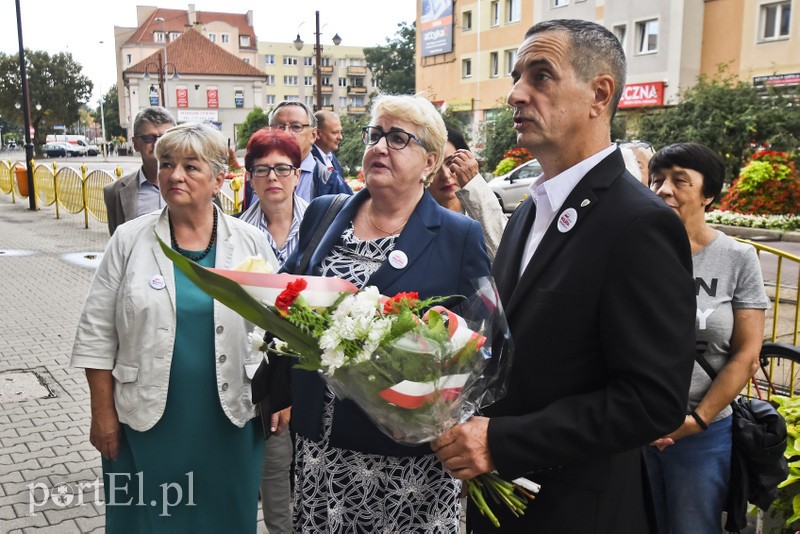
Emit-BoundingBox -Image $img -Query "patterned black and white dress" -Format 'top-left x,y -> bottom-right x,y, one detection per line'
292,224 -> 462,533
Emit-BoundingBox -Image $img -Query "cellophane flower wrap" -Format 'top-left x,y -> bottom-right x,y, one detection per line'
158,238 -> 535,526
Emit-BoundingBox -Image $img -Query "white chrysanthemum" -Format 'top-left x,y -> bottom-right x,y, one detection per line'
247,327 -> 268,360
321,347 -> 346,375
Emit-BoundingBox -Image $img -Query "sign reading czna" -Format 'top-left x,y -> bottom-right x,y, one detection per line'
619,81 -> 665,109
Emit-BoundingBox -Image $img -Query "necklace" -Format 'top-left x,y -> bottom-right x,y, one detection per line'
367,204 -> 408,235
169,208 -> 218,261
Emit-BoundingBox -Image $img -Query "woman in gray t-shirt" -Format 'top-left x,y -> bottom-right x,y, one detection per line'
644,142 -> 769,533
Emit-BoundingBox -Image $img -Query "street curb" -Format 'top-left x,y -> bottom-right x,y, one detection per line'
710,224 -> 800,243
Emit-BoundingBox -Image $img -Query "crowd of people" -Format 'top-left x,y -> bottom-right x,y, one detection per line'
70,17 -> 769,534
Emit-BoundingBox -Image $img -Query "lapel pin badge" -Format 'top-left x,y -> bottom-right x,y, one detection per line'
580,199 -> 591,208
557,207 -> 578,233
150,274 -> 166,290
388,250 -> 409,270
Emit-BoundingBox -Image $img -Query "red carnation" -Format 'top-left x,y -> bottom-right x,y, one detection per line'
275,278 -> 308,316
383,291 -> 420,315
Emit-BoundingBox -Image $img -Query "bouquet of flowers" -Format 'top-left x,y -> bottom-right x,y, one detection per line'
159,239 -> 538,526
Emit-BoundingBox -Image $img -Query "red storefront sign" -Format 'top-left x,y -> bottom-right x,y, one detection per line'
619,81 -> 665,109
176,88 -> 189,108
207,88 -> 219,108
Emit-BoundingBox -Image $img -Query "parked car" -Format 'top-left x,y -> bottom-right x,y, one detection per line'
488,159 -> 543,212
42,142 -> 82,157
85,144 -> 100,156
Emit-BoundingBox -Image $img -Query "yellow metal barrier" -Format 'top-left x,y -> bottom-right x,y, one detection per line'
1,160 -> 240,226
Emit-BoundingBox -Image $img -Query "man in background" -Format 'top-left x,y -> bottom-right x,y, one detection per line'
268,102 -> 351,202
103,107 -> 176,235
311,110 -> 345,185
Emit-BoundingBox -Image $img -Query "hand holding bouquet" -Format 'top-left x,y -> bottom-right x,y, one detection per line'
159,239 -> 538,526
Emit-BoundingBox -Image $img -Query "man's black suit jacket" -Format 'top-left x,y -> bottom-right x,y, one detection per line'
471,149 -> 696,533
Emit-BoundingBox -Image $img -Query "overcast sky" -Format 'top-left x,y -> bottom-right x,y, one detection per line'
0,1 -> 417,105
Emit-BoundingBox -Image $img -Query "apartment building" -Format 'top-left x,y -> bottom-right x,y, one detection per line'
416,0 -> 798,133
255,42 -> 375,116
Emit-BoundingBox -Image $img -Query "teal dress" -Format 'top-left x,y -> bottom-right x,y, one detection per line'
102,245 -> 264,533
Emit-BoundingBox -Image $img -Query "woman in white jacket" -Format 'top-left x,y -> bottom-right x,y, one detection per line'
71,122 -> 278,533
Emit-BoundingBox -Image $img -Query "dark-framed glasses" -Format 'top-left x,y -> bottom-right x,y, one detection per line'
361,126 -> 429,151
271,123 -> 311,133
135,134 -> 163,144
249,164 -> 297,178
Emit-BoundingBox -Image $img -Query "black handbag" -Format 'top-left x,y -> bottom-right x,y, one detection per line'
695,353 -> 789,533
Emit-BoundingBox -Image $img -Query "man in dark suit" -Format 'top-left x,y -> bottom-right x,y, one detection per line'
102,107 -> 175,235
311,110 -> 345,183
432,19 -> 696,533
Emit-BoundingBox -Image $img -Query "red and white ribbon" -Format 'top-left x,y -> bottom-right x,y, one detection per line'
209,269 -> 358,308
379,373 -> 470,409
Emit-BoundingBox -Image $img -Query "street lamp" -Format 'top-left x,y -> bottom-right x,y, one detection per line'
143,52 -> 179,109
154,17 -> 171,107
98,41 -> 108,158
293,11 -> 341,111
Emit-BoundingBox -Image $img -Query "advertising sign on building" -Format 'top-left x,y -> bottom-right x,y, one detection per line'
618,81 -> 665,109
176,87 -> 189,108
207,87 -> 219,108
753,72 -> 800,88
149,86 -> 160,106
177,110 -> 219,123
234,88 -> 244,108
448,98 -> 474,112
420,0 -> 453,57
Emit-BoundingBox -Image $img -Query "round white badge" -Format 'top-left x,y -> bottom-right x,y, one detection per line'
557,208 -> 578,233
388,250 -> 409,270
150,275 -> 166,290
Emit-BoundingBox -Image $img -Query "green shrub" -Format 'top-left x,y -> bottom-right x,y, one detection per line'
719,150 -> 800,216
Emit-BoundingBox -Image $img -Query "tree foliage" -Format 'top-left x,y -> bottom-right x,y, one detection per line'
0,50 -> 92,150
635,69 -> 800,181
337,114 -> 371,176
478,100 -> 518,172
93,84 -> 125,141
364,22 -> 416,95
235,107 -> 270,149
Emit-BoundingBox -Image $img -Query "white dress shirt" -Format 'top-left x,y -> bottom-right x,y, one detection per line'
520,145 -> 617,277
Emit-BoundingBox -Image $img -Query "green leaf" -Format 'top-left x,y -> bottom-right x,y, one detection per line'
157,236 -> 320,359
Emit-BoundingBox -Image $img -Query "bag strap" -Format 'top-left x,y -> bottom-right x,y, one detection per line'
695,351 -> 719,381
296,194 -> 348,274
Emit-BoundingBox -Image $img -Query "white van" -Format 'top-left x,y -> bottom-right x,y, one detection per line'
45,135 -> 95,155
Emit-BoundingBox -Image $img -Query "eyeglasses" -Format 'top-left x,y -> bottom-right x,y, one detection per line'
361,126 -> 429,151
271,123 -> 311,133
249,164 -> 297,178
135,134 -> 163,144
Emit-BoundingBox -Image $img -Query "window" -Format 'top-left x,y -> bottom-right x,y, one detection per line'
352,96 -> 365,106
323,96 -> 332,106
305,96 -> 314,107
490,1 -> 500,26
304,76 -> 314,86
338,77 -> 347,87
266,95 -> 276,105
321,58 -> 331,67
339,97 -> 347,107
504,49 -> 517,75
264,54 -> 275,64
337,59 -> 347,67
154,31 -> 166,43
462,59 -> 472,78
208,33 -> 216,43
284,95 -> 300,102
760,1 -> 792,40
221,34 -> 230,44
240,35 -> 251,47
322,77 -> 331,86
304,57 -> 313,66
613,24 -> 627,48
169,32 -> 180,41
462,10 -> 473,31
636,19 -> 659,54
283,56 -> 298,66
126,54 -> 132,65
490,52 -> 499,77
505,0 -> 521,22
265,75 -> 275,85
284,75 -> 298,86
553,0 -> 569,6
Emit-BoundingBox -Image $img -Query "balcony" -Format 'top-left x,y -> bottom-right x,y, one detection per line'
317,85 -> 334,94
319,65 -> 334,74
347,105 -> 368,114
347,66 -> 367,76
321,105 -> 334,111
348,85 -> 368,95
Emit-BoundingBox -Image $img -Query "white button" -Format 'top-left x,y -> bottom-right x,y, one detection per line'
216,326 -> 224,334
221,383 -> 229,391
218,355 -> 227,363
